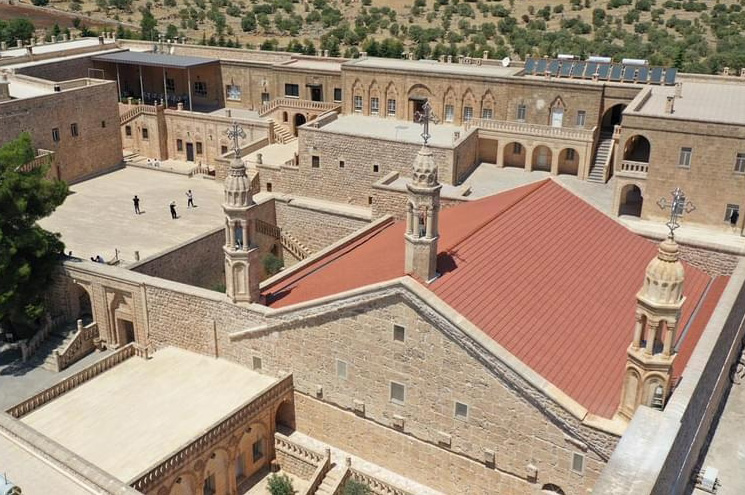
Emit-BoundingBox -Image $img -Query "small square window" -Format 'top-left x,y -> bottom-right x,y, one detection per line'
576,110 -> 586,127
339,160 -> 345,168
678,147 -> 692,168
261,92 -> 270,103
454,401 -> 468,420
142,128 -> 149,140
52,127 -> 60,142
177,139 -> 183,151
70,123 -> 78,137
252,439 -> 264,462
572,452 -> 585,475
252,356 -> 262,370
336,359 -> 347,379
221,145 -> 228,155
333,88 -> 342,102
312,155 -> 320,168
735,152 -> 745,173
481,108 -> 493,120
390,381 -> 405,405
194,81 -> 207,97
125,125 -> 132,137
226,84 -> 241,101
373,164 -> 379,173
196,142 -> 203,155
101,120 -> 106,128
266,182 -> 273,192
284,83 -> 299,97
393,324 -> 405,342
725,203 -> 739,222
444,104 -> 454,122
517,104 -> 526,121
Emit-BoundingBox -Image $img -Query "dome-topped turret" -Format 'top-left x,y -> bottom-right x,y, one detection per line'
639,236 -> 685,306
224,156 -> 253,208
411,145 -> 438,188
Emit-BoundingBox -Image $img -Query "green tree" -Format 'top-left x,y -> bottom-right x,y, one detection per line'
343,479 -> 370,495
32,0 -> 49,6
140,7 -> 159,40
0,133 -> 68,339
267,473 -> 294,495
0,19 -> 36,44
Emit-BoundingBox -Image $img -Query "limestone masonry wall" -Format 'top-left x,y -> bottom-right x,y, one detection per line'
275,198 -> 369,253
677,244 -> 740,277
275,448 -> 317,481
129,227 -> 225,290
371,178 -> 466,220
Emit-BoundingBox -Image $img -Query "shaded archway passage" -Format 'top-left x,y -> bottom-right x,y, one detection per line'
619,184 -> 643,217
601,103 -> 626,131
503,142 -> 526,168
75,284 -> 93,321
292,113 -> 307,136
531,145 -> 552,172
541,483 -> 566,495
558,148 -> 579,176
624,135 -> 651,163
275,400 -> 295,434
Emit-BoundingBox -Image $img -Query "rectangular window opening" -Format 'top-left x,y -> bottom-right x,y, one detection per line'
373,164 -> 379,173
166,78 -> 175,92
252,356 -> 262,370
455,401 -> 469,420
577,110 -> 586,127
390,381 -> 405,405
339,160 -> 345,168
196,142 -> 203,155
221,145 -> 228,155
52,127 -> 60,142
252,439 -> 264,462
370,97 -> 380,115
463,106 -> 473,122
445,104 -> 454,122
261,92 -> 270,103
312,155 -> 320,168
678,147 -> 692,168
142,128 -> 149,140
125,125 -> 132,137
725,203 -> 740,222
177,139 -> 183,151
194,81 -> 207,97
393,324 -> 405,342
266,182 -> 273,192
387,99 -> 396,116
226,84 -> 241,101
572,453 -> 585,475
333,88 -> 342,102
336,359 -> 347,380
735,152 -> 745,173
354,95 -> 363,112
517,104 -> 526,121
284,83 -> 299,97
481,108 -> 493,120
101,120 -> 106,128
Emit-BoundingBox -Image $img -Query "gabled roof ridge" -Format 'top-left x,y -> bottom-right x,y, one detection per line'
442,179 -> 550,254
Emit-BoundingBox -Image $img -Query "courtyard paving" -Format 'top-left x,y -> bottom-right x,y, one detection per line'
39,167 -> 231,264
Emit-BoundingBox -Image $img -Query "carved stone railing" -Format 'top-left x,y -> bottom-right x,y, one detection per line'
131,374 -> 294,492
601,139 -> 616,183
256,219 -> 281,239
259,98 -> 341,117
7,343 -> 137,418
119,103 -> 157,125
612,124 -> 622,141
280,231 -> 311,261
466,119 -> 595,142
304,454 -> 331,495
618,159 -> 649,178
274,432 -> 331,495
19,315 -> 65,362
54,320 -> 99,372
348,467 -> 417,495
15,149 -> 55,173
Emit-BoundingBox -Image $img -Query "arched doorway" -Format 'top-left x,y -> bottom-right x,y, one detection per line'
236,422 -> 269,483
282,111 -> 288,123
619,184 -> 643,217
503,142 -> 526,168
558,148 -> 579,175
601,104 -> 626,132
624,135 -> 651,163
292,113 -> 306,136
75,285 -> 92,322
542,484 -> 566,495
532,145 -> 552,172
275,400 -> 295,433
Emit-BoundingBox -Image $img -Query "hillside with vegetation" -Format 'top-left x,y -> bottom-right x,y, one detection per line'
5,0 -> 745,73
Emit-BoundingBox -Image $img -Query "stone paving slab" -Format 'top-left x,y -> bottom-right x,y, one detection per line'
39,166 -> 227,264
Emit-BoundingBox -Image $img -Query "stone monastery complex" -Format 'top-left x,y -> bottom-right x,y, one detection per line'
2,35 -> 745,495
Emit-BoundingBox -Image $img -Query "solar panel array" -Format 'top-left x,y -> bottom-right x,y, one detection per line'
523,57 -> 677,85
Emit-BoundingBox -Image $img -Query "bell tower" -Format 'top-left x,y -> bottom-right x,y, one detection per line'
405,100 -> 441,283
223,122 -> 261,304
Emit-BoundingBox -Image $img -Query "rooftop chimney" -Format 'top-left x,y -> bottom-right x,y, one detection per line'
674,82 -> 682,98
665,95 -> 675,114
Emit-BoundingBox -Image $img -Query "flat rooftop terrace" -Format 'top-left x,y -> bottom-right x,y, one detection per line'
21,347 -> 277,483
628,81 -> 745,125
346,56 -> 522,78
317,115 -> 465,147
0,37 -> 117,59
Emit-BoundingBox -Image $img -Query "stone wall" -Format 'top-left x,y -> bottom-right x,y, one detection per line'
0,78 -> 123,183
16,54 -> 97,82
371,174 -> 467,220
129,227 -> 226,290
677,244 -> 740,277
275,197 -> 369,253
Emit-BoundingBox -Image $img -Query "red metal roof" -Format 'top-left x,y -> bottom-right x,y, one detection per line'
263,180 -> 726,419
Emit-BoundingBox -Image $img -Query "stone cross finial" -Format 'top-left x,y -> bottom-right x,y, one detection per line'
414,99 -> 439,145
656,187 -> 695,239
224,121 -> 246,159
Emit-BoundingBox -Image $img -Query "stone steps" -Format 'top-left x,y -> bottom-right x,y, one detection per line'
588,134 -> 615,184
314,464 -> 344,495
29,328 -> 78,372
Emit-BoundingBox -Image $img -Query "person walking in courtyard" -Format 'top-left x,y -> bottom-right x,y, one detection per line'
730,209 -> 739,232
169,201 -> 178,219
186,189 -> 195,208
133,195 -> 141,215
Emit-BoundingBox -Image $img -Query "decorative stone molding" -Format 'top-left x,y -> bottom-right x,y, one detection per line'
483,449 -> 496,467
353,399 -> 365,415
392,414 -> 405,430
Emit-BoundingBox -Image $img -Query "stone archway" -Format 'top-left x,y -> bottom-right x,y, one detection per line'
558,148 -> 579,175
74,283 -> 93,322
275,400 -> 295,433
108,291 -> 136,347
601,103 -> 626,131
619,184 -> 643,217
202,449 -> 230,495
541,483 -> 566,495
235,422 -> 269,483
624,135 -> 651,163
292,113 -> 306,136
503,142 -> 526,168
532,145 -> 552,172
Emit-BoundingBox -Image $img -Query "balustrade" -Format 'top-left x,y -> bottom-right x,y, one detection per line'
619,159 -> 649,177
466,119 -> 595,141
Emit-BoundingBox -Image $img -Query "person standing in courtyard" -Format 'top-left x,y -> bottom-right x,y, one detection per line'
133,195 -> 141,215
186,189 -> 195,208
169,201 -> 177,219
730,209 -> 739,232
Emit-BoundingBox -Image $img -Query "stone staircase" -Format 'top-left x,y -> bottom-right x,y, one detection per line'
315,463 -> 345,495
281,231 -> 313,261
272,121 -> 296,144
28,326 -> 79,372
588,131 -> 615,184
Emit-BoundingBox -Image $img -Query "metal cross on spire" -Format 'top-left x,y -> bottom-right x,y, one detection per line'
414,99 -> 439,145
224,121 -> 247,159
656,187 -> 695,239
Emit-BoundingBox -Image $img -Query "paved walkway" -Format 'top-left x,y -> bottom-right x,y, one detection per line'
39,167 -> 227,264
693,374 -> 745,495
0,344 -> 112,411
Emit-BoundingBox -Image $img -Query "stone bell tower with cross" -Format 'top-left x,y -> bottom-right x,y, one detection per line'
404,100 -> 442,283
223,122 -> 261,303
617,188 -> 693,420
